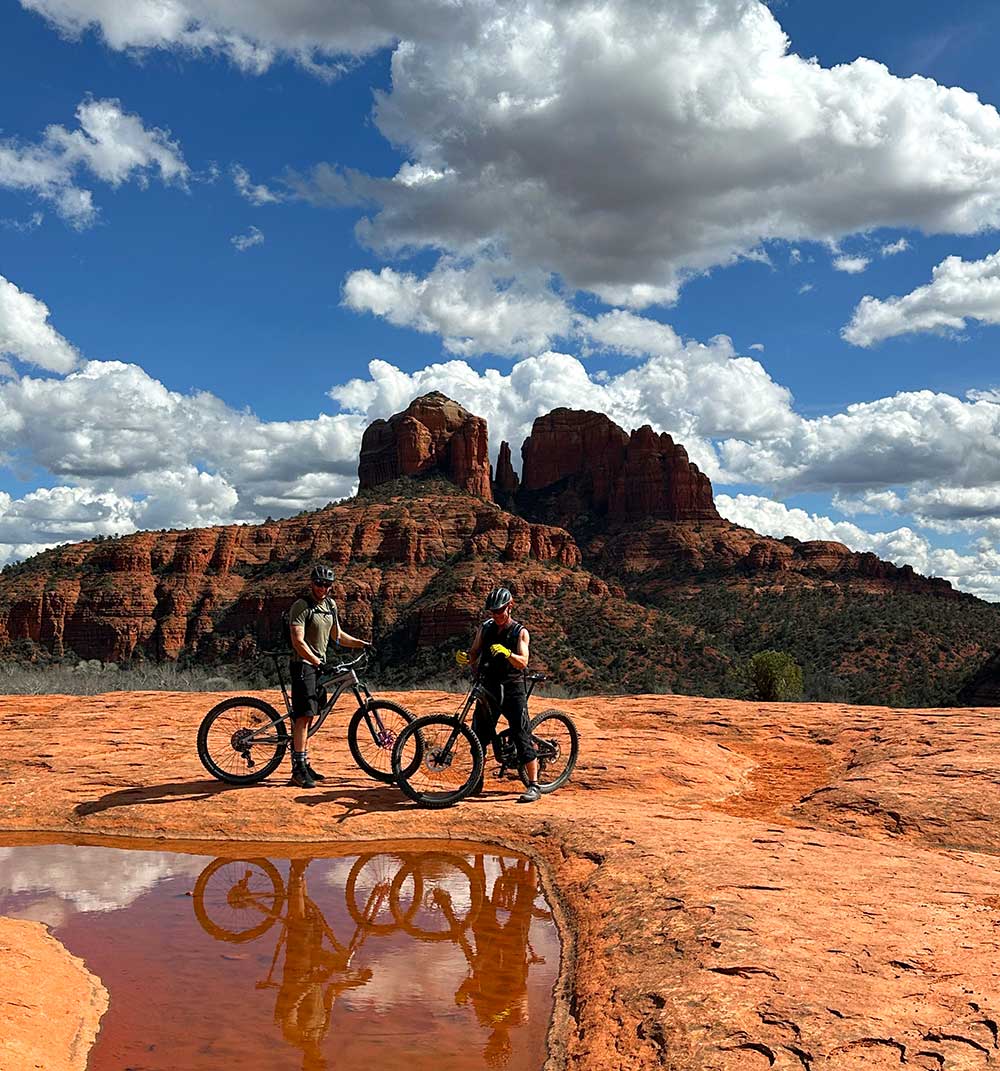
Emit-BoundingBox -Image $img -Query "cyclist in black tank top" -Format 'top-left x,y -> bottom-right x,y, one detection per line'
458,586 -> 541,803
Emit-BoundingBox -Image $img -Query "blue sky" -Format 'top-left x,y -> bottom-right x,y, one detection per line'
4,0 -> 1000,598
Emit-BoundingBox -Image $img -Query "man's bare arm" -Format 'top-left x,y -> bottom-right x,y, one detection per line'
335,625 -> 369,650
507,627 -> 530,672
291,624 -> 322,666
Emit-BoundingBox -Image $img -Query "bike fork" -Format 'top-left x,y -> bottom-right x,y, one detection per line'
356,687 -> 392,747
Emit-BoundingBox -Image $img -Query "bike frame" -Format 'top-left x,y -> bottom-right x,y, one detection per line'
436,671 -> 545,765
246,650 -> 386,746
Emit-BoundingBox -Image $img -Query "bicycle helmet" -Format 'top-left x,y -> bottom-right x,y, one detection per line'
310,563 -> 336,585
484,586 -> 513,612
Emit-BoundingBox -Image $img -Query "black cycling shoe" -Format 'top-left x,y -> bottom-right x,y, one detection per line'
305,763 -> 326,782
290,758 -> 317,789
517,782 -> 542,804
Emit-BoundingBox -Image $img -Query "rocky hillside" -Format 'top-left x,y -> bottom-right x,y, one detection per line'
0,393 -> 996,705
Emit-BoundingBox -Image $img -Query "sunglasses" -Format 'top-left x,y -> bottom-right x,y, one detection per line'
312,581 -> 334,589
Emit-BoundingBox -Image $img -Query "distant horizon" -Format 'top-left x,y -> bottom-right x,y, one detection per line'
4,1 -> 1000,598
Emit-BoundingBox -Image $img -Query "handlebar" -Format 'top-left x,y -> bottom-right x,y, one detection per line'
320,648 -> 371,676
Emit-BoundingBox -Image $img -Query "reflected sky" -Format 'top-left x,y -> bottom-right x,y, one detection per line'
0,844 -> 206,915
0,843 -> 559,1071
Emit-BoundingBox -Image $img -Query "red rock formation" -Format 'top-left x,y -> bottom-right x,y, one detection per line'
358,392 -> 492,500
493,440 -> 520,506
0,494 -> 580,663
0,393 -> 978,703
519,408 -> 719,526
592,520 -> 958,596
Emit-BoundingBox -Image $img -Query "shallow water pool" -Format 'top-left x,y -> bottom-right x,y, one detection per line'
0,841 -> 560,1070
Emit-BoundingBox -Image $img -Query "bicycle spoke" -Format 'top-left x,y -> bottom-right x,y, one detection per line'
529,710 -> 579,792
198,698 -> 287,785
401,720 -> 477,800
192,858 -> 283,942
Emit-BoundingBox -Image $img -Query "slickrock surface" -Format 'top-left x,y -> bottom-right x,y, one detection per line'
0,915 -> 108,1071
3,688 -> 1000,1069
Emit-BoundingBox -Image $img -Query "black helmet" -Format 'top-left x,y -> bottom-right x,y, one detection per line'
310,563 -> 336,585
484,586 -> 513,612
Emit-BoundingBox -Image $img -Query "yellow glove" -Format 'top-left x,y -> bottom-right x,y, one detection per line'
489,643 -> 512,660
454,650 -> 470,666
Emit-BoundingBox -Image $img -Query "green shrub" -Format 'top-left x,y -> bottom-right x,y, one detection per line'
747,650 -> 803,701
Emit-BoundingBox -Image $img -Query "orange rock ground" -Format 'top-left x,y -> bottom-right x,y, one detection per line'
0,915 -> 108,1071
3,687 -> 1000,1070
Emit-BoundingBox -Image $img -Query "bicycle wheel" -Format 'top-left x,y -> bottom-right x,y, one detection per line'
346,853 -> 419,934
520,709 -> 578,793
192,857 -> 284,943
391,853 -> 485,940
347,700 -> 417,783
197,696 -> 289,784
391,715 -> 484,809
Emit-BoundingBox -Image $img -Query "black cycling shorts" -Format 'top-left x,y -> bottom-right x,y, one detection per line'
289,661 -> 323,720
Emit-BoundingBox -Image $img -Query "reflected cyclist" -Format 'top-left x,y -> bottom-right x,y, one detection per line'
455,856 -> 540,1067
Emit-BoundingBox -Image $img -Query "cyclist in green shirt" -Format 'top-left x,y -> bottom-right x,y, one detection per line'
288,563 -> 370,788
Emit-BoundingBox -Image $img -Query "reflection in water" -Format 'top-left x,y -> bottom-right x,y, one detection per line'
0,843 -> 558,1070
190,852 -> 551,1071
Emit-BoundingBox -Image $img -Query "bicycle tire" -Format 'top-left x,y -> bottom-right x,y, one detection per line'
197,696 -> 289,784
391,715 -> 484,809
192,857 -> 284,943
345,853 -> 420,934
520,708 -> 579,793
347,700 -> 417,783
391,853 -> 485,940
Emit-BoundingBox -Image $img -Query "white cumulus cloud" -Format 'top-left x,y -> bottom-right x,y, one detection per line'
0,275 -> 79,373
231,163 -> 283,205
833,255 -> 870,274
0,97 -> 188,226
843,249 -> 1000,347
19,0 -> 470,76
719,389 -> 1000,493
352,0 -> 1000,306
881,237 -> 910,256
343,259 -> 574,356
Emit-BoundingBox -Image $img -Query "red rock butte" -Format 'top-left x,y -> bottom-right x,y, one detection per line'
0,391 -> 992,707
519,407 -> 719,525
358,392 -> 493,500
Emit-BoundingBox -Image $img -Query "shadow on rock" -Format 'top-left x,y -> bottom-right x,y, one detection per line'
294,785 -> 415,820
75,779 -> 243,816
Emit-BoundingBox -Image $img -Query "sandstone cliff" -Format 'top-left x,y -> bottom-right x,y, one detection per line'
0,394 -> 991,704
0,488 -> 585,665
518,408 -> 719,528
358,392 -> 492,499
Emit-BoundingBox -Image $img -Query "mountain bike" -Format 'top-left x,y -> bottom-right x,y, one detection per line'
196,649 -> 415,785
390,671 -> 579,808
